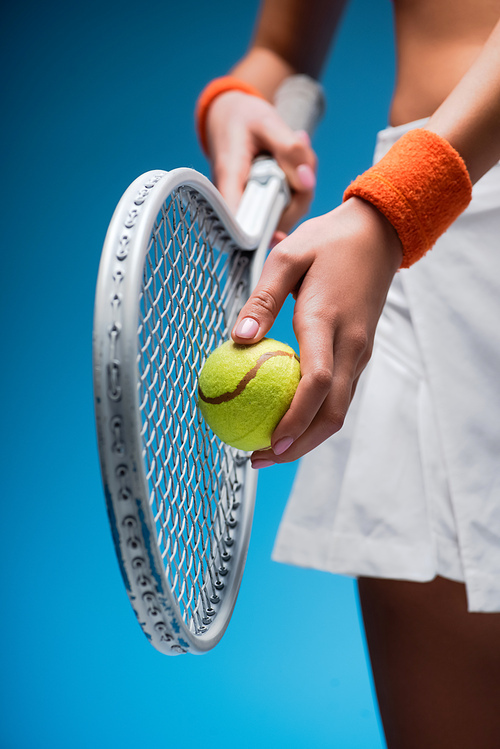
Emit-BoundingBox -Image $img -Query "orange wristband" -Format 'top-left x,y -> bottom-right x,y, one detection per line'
195,76 -> 266,156
343,129 -> 473,268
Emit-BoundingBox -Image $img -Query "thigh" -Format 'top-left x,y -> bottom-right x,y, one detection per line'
357,576 -> 500,749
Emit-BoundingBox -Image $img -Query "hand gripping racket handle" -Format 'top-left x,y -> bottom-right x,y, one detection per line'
235,75 -> 325,287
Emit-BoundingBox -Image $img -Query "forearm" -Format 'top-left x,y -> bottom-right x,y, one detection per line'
229,0 -> 348,99
229,48 -> 296,101
427,17 -> 500,183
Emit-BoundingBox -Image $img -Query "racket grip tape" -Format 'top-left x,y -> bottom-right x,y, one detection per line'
273,75 -> 326,137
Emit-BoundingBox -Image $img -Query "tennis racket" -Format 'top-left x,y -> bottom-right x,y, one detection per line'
93,75 -> 325,655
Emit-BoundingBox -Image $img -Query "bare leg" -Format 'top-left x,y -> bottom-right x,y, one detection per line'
357,576 -> 500,749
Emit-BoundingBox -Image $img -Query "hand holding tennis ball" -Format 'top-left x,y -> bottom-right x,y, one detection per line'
197,338 -> 301,451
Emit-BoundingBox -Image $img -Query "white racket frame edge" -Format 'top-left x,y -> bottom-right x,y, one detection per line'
93,75 -> 325,655
93,167 -> 286,654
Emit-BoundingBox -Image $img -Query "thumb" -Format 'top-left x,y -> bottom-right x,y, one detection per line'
232,286 -> 282,343
213,152 -> 252,215
231,236 -> 308,344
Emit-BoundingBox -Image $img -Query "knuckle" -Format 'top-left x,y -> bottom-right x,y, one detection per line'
274,137 -> 307,165
326,408 -> 346,433
349,326 -> 370,355
288,140 -> 307,162
290,135 -> 316,166
268,244 -> 298,275
248,287 -> 280,318
359,342 -> 373,368
308,366 -> 333,393
269,242 -> 292,264
312,296 -> 341,322
293,306 -> 338,336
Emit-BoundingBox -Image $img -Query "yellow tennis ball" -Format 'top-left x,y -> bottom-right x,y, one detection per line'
197,337 -> 301,451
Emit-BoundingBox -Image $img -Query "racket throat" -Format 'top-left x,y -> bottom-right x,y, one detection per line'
236,158 -> 289,240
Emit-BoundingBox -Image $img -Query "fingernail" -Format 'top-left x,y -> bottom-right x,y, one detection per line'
235,317 -> 259,339
297,164 -> 316,190
273,437 -> 294,456
251,459 -> 276,470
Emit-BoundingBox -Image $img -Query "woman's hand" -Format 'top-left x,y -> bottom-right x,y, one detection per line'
231,196 -> 404,467
205,90 -> 318,234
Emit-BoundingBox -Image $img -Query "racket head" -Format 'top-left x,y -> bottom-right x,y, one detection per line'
93,169 -> 260,654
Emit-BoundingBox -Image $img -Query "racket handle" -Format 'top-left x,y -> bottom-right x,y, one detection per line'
236,75 -> 325,245
273,74 -> 325,137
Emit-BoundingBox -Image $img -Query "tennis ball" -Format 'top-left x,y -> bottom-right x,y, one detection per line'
197,337 -> 301,451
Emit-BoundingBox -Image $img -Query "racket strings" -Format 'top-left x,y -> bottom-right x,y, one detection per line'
137,187 -> 250,634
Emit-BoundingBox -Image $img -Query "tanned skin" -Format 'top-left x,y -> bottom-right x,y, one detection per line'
204,5 -> 500,745
391,0 -> 500,125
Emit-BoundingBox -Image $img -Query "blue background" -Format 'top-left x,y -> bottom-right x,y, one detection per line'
1,1 -> 395,746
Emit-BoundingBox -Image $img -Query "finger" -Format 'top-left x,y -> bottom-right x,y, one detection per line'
264,128 -> 317,232
205,92 -> 257,212
278,188 -> 315,234
232,236 -> 312,343
270,230 -> 287,248
215,130 -> 315,222
256,117 -> 317,193
250,387 -> 345,466
295,130 -> 312,147
269,312 -> 336,453
251,364 -> 356,467
259,329 -> 370,463
211,136 -> 254,214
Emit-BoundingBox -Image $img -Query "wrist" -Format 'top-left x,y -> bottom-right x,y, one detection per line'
195,76 -> 266,155
343,129 -> 472,268
230,47 -> 296,100
343,197 -> 404,273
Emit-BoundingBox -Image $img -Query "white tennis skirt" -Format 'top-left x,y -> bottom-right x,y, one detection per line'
272,120 -> 500,612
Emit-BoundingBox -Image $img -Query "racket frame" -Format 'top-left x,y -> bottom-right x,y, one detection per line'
93,165 -> 288,654
94,73 -> 324,655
